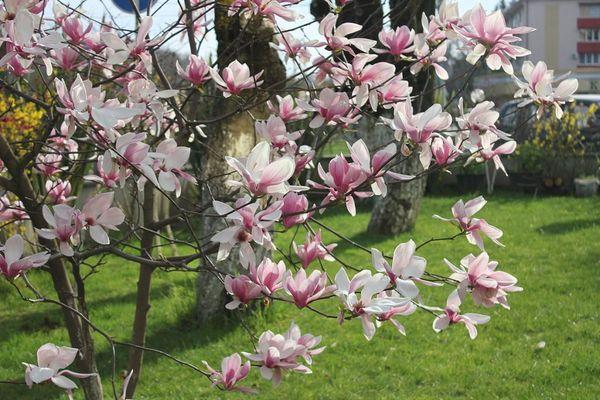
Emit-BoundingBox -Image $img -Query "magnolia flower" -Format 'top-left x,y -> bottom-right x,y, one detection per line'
224,275 -> 262,309
176,54 -> 211,86
410,34 -> 449,80
334,268 -> 405,340
210,60 -> 263,97
151,139 -> 196,197
211,197 -> 282,268
293,230 -> 336,269
0,234 -> 49,279
250,258 -> 286,296
0,196 -> 28,222
373,75 -> 412,111
37,204 -> 81,256
512,60 -> 578,119
446,252 -> 522,309
202,353 -> 253,393
45,179 -> 73,204
50,47 -> 82,71
228,0 -> 297,22
348,139 -> 414,197
271,32 -> 318,64
385,101 -> 452,168
431,136 -> 460,166
456,4 -> 534,74
267,95 -> 307,123
433,196 -> 503,250
35,152 -> 63,176
23,343 -> 96,398
281,192 -> 312,228
477,140 -> 517,175
61,16 -> 92,44
319,13 -> 376,54
371,240 -> 425,298
374,290 -> 417,335
79,192 -> 125,245
457,98 -> 510,148
308,155 -> 369,216
101,16 -> 162,70
432,290 -> 490,339
255,116 -> 302,149
225,141 -> 295,196
84,151 -> 125,189
242,323 -> 323,385
299,88 -> 360,129
283,269 -> 334,308
374,25 -> 415,57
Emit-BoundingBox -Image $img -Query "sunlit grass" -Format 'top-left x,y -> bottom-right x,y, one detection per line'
1,192 -> 598,399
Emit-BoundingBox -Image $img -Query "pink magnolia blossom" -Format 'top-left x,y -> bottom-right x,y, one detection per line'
299,88 -> 360,129
432,290 -> 490,339
513,60 -> 578,119
210,60 -> 264,97
84,151 -> 126,188
385,101 -> 452,168
0,234 -> 49,279
456,4 -> 534,74
457,98 -> 510,148
410,34 -> 449,80
23,343 -> 96,398
373,75 -> 412,111
433,0 -> 462,35
312,56 -> 334,85
37,204 -> 81,256
371,240 -> 425,298
283,269 -> 334,308
250,258 -> 286,296
348,139 -> 414,197
293,230 -> 336,269
242,323 -> 324,385
280,192 -> 312,228
228,0 -> 297,22
271,32 -> 318,64
318,13 -> 376,54
50,44 -> 81,72
6,54 -> 32,76
431,136 -> 460,166
374,290 -> 417,335
211,197 -> 282,268
79,192 -> 125,245
202,353 -> 253,393
224,274 -> 262,309
152,139 -> 197,197
45,179 -> 74,204
374,25 -> 415,57
267,95 -> 307,123
289,143 -> 315,176
225,141 -> 295,196
0,196 -> 28,222
176,54 -> 211,86
255,116 -> 302,149
446,252 -> 522,309
477,140 -> 517,175
55,74 -> 105,126
61,16 -> 92,44
308,154 -> 369,216
334,268 -> 405,340
433,196 -> 503,250
35,152 -> 63,176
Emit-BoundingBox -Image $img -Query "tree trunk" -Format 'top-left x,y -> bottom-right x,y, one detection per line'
0,136 -> 103,400
367,0 -> 435,234
195,7 -> 286,324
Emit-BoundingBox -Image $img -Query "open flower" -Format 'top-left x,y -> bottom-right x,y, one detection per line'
37,204 -> 81,256
250,258 -> 286,296
445,252 -> 522,309
432,290 -> 490,339
226,141 -> 295,196
255,116 -> 302,149
299,88 -> 360,129
0,234 -> 49,279
433,196 -> 503,250
318,13 -> 376,54
23,343 -> 96,399
224,275 -> 262,309
202,353 -> 253,393
79,192 -> 125,245
374,25 -> 415,57
293,230 -> 336,269
283,269 -> 334,308
176,54 -> 210,86
371,240 -> 426,297
210,60 -> 263,97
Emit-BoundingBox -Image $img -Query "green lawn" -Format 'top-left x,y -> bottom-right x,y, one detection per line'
1,193 -> 599,399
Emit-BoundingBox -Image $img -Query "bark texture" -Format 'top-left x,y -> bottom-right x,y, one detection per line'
195,7 -> 286,324
367,0 -> 435,234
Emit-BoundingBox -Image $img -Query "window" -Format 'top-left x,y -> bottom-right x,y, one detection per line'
579,28 -> 600,41
580,3 -> 600,17
579,52 -> 600,64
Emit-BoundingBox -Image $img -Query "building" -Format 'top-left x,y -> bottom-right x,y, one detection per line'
474,0 -> 600,100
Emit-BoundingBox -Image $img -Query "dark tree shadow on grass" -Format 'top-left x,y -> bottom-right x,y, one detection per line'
538,218 -> 600,235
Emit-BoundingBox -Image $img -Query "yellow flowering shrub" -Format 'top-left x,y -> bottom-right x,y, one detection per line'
0,92 -> 45,151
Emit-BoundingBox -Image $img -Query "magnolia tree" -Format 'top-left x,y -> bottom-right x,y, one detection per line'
0,0 -> 578,398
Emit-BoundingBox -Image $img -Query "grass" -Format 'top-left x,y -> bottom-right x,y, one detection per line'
1,192 -> 599,399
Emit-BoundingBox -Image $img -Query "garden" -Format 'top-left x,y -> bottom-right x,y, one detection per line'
0,0 -> 599,399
